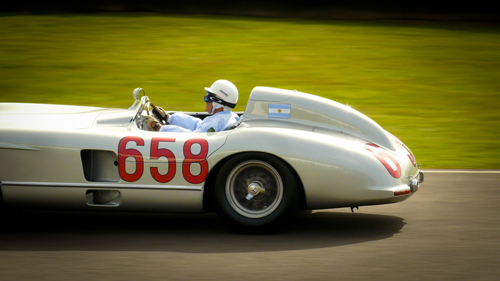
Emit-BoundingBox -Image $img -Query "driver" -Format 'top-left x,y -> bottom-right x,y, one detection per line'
145,79 -> 239,133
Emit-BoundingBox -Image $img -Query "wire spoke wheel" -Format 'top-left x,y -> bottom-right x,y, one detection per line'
226,160 -> 284,219
215,153 -> 301,232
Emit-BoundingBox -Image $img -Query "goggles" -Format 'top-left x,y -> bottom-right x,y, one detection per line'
203,91 -> 236,108
204,91 -> 216,103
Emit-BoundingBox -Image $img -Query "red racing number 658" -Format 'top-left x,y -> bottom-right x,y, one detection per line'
118,136 -> 209,184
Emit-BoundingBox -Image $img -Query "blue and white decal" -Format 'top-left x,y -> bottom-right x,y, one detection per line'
269,104 -> 291,119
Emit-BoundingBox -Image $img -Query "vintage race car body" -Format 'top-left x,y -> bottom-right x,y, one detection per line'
0,87 -> 423,231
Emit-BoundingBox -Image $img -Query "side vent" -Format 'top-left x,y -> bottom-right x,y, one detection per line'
86,190 -> 121,206
81,150 -> 119,182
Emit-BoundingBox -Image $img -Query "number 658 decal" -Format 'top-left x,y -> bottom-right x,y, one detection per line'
118,136 -> 209,184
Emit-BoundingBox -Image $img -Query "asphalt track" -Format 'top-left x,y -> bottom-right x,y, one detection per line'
0,171 -> 498,281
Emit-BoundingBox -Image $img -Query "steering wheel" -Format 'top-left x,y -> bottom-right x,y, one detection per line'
132,94 -> 167,130
133,98 -> 157,130
141,101 -> 167,131
147,101 -> 167,125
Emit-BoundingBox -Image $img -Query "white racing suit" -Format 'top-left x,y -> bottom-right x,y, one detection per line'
159,111 -> 239,133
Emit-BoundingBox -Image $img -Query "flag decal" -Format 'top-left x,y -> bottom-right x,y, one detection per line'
269,104 -> 291,119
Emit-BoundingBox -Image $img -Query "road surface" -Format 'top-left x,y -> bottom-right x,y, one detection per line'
0,171 -> 498,280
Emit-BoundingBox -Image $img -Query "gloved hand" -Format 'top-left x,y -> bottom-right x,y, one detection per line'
152,106 -> 169,124
145,116 -> 161,131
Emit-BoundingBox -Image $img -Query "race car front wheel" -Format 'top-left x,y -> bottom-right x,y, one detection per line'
215,153 -> 300,233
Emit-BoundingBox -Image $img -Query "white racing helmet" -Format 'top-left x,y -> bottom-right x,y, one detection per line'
204,79 -> 238,109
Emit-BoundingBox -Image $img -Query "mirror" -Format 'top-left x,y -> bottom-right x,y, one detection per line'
133,88 -> 145,101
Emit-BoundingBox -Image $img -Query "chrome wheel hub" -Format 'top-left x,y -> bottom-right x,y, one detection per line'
246,181 -> 265,200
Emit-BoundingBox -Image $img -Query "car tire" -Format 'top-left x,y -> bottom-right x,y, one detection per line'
215,153 -> 300,233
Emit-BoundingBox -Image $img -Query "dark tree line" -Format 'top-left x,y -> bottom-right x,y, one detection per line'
2,1 -> 499,21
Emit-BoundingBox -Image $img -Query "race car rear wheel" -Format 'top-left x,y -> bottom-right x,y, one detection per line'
215,153 -> 299,232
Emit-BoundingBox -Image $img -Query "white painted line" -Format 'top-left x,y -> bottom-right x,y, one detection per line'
424,170 -> 500,174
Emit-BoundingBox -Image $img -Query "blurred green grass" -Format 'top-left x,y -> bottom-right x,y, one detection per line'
1,14 -> 500,168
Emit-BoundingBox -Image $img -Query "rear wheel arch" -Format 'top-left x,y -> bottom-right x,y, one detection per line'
203,152 -> 306,212
205,151 -> 306,232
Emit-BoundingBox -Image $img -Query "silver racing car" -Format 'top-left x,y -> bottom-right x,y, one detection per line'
0,86 -> 423,232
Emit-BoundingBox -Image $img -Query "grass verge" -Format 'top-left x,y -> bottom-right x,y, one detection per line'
1,14 -> 499,168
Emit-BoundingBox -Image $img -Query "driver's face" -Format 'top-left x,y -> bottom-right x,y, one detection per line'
205,102 -> 213,114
